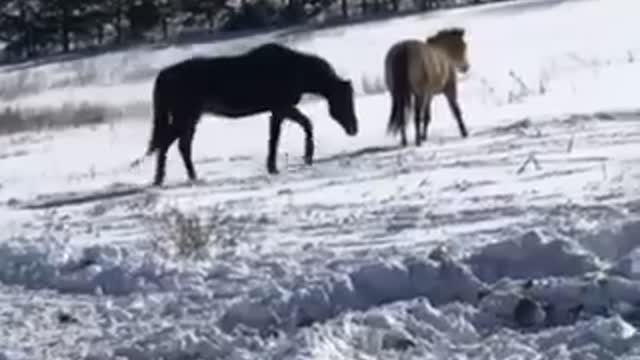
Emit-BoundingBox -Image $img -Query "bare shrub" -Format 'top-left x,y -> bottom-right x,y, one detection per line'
0,102 -> 108,134
0,70 -> 46,100
49,66 -> 100,89
628,50 -> 636,63
145,205 -> 245,260
361,74 -> 387,95
120,66 -> 160,83
507,70 -> 532,104
0,101 -> 153,135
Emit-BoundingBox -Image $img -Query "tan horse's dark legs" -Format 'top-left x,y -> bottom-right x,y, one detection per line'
446,96 -> 468,138
420,96 -> 432,141
388,97 -> 408,147
444,81 -> 468,138
413,94 -> 425,146
392,98 -> 407,146
400,127 -> 408,147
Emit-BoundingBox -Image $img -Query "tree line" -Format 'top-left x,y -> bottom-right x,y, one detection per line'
0,0 -> 497,62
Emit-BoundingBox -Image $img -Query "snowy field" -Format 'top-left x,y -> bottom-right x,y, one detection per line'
1,0 -> 640,358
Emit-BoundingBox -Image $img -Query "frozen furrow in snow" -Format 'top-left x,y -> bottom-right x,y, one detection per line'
5,111 -> 637,256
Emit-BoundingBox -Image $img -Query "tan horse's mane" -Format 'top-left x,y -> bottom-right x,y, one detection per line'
426,27 -> 466,46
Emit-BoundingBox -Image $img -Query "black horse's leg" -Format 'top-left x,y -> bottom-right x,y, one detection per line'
413,94 -> 425,146
444,80 -> 468,138
153,130 -> 179,186
420,95 -> 432,141
178,125 -> 197,182
284,107 -> 314,165
267,112 -> 284,174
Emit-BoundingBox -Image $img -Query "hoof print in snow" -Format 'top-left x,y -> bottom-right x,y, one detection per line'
607,243 -> 640,280
219,299 -> 281,335
57,312 -> 79,324
295,313 -> 315,328
596,276 -> 609,288
513,297 -> 545,328
263,327 -> 282,339
477,289 -> 491,301
568,303 -> 584,322
65,257 -> 97,273
427,245 -> 449,262
382,334 -> 416,352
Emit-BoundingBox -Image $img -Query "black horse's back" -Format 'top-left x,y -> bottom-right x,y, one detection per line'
154,43 -> 335,116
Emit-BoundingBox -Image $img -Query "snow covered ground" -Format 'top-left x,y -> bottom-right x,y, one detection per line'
1,0 -> 640,358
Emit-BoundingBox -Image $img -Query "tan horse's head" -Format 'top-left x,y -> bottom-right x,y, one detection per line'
427,28 -> 469,73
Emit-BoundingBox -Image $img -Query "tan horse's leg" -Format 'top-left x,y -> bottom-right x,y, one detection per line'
390,95 -> 408,147
420,94 -> 432,142
398,100 -> 408,147
413,93 -> 425,146
444,79 -> 468,138
400,123 -> 408,147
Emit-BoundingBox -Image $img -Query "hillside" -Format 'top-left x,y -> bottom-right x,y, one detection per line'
1,0 -> 640,358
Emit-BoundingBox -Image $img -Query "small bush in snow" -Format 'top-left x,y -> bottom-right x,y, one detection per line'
145,205 -> 244,259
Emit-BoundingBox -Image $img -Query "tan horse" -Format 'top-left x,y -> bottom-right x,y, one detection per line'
384,28 -> 470,147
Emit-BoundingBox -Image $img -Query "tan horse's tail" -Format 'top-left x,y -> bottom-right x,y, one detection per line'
385,43 -> 411,135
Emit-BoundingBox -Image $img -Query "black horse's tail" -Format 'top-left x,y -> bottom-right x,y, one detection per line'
129,75 -> 170,169
386,44 -> 411,136
146,74 -> 170,156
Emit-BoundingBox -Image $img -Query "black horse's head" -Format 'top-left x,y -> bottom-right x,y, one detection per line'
327,79 -> 358,136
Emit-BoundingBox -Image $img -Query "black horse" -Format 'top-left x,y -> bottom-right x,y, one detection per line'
144,42 -> 359,186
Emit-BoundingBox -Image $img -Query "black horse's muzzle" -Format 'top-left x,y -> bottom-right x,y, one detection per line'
346,119 -> 358,136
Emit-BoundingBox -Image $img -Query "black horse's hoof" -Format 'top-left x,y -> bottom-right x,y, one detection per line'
188,178 -> 204,186
304,156 -> 313,166
267,167 -> 279,175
